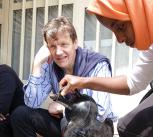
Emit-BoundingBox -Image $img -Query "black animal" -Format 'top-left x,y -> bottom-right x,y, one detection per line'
50,90 -> 113,137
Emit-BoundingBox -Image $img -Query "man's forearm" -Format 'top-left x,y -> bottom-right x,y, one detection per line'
32,44 -> 52,77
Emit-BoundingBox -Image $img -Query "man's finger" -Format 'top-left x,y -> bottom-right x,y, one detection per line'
0,113 -> 6,121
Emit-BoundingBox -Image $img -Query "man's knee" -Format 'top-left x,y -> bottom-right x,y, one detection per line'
11,106 -> 29,124
0,64 -> 23,93
0,65 -> 17,84
0,65 -> 15,75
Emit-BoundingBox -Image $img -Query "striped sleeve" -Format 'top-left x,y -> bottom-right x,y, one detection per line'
82,61 -> 118,122
23,63 -> 52,108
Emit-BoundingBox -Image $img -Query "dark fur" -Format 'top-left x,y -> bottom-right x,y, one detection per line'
64,118 -> 113,137
50,92 -> 113,137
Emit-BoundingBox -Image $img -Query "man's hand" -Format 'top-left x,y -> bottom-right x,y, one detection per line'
0,113 -> 8,121
59,74 -> 85,96
48,101 -> 64,118
32,44 -> 52,76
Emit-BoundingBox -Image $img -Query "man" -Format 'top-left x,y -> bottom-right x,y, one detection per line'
0,64 -> 24,137
59,0 -> 153,137
11,16 -> 117,137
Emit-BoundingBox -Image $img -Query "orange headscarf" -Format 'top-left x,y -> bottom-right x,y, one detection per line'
87,0 -> 153,50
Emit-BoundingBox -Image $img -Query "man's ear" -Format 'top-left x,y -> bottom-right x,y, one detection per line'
74,40 -> 78,49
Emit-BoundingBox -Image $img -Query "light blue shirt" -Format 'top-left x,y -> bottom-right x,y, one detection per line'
24,62 -> 118,122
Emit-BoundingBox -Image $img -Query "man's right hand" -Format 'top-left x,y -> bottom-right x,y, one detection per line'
48,101 -> 64,118
32,44 -> 52,76
0,113 -> 7,121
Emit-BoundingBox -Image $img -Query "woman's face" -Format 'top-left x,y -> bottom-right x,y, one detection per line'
96,15 -> 135,48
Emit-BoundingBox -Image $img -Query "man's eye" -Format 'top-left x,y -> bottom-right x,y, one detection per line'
48,45 -> 55,50
61,43 -> 67,47
50,45 -> 56,48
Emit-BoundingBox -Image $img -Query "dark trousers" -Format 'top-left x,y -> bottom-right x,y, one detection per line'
117,93 -> 153,137
11,105 -> 62,137
0,64 -> 24,137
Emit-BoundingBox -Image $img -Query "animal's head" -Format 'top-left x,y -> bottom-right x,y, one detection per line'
50,90 -> 98,123
50,90 -> 113,137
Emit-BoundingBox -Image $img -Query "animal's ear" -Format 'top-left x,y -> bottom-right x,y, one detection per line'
49,92 -> 72,109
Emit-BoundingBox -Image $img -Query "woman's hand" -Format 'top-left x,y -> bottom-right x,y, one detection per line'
59,74 -> 85,96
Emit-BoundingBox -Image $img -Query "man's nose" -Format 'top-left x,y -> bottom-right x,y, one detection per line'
56,46 -> 63,55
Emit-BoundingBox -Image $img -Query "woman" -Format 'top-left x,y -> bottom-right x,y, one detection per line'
59,0 -> 153,136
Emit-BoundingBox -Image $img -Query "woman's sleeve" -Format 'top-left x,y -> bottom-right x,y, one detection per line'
128,45 -> 153,95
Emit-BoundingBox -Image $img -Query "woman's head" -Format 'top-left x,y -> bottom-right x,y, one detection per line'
96,15 -> 135,48
87,0 -> 153,50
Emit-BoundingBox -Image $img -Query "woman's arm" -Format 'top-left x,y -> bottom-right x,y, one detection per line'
60,74 -> 130,96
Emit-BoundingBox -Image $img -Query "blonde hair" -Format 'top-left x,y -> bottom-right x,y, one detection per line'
43,16 -> 77,43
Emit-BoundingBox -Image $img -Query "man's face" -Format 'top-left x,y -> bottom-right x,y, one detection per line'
96,15 -> 135,48
46,31 -> 78,72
